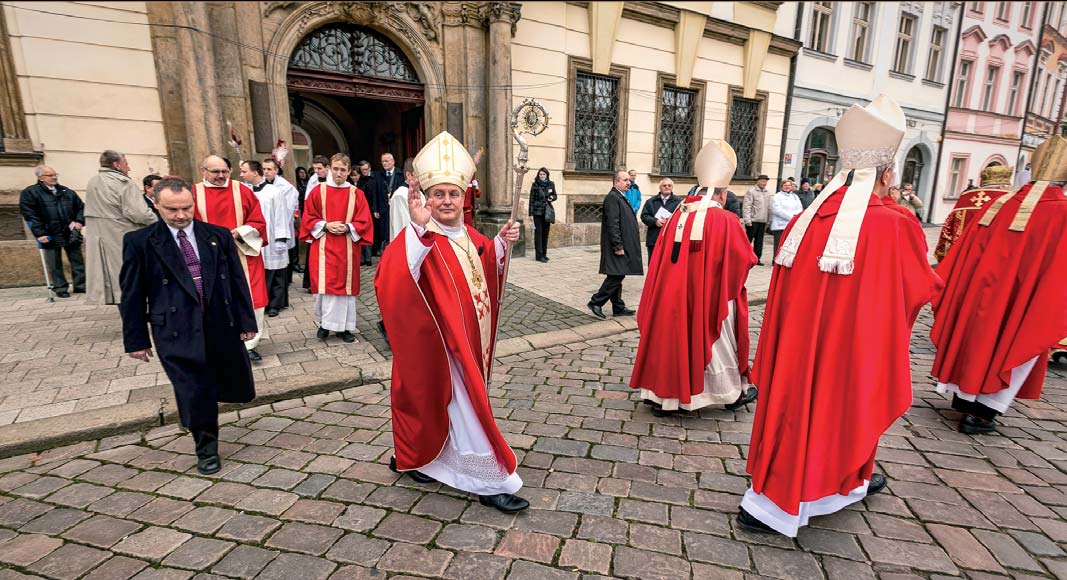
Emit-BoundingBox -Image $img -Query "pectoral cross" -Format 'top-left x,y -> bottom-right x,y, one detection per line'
972,191 -> 991,208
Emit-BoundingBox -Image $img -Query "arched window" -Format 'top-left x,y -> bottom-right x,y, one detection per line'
802,127 -> 838,184
902,146 -> 925,191
290,24 -> 418,83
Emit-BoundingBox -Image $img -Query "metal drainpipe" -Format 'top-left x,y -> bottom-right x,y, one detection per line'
927,3 -> 965,223
777,3 -> 803,186
1019,4 -> 1052,168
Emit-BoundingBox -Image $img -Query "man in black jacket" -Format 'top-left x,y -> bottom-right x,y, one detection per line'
641,178 -> 681,264
372,153 -> 403,255
19,165 -> 86,297
589,171 -> 643,319
119,177 -> 257,475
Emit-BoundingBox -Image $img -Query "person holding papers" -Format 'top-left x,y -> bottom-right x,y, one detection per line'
640,178 -> 682,265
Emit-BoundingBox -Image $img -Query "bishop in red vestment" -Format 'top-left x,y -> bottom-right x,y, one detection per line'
630,140 -> 758,416
740,96 -> 943,537
931,137 -> 1067,435
196,155 -> 269,360
300,153 -> 373,343
933,164 -> 1015,263
375,131 -> 527,513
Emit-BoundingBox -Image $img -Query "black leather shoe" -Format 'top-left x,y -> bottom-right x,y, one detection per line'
480,493 -> 530,513
337,331 -> 356,343
651,406 -> 678,418
867,473 -> 888,496
757,261 -> 765,266
248,349 -> 262,362
588,303 -> 606,319
197,454 -> 221,475
543,256 -> 549,262
613,307 -> 636,316
55,291 -> 70,298
960,414 -> 996,435
725,387 -> 758,411
737,508 -> 780,535
536,256 -> 548,263
377,320 -> 388,340
317,327 -> 329,339
266,308 -> 279,317
72,288 -> 85,294
292,264 -> 304,273
388,456 -> 435,484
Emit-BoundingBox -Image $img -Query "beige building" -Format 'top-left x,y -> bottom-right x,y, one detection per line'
0,1 -> 799,286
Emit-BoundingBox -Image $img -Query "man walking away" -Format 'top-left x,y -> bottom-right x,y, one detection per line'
20,165 -> 86,298
742,175 -> 771,265
588,171 -> 643,319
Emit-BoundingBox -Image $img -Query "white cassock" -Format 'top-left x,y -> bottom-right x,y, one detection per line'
935,357 -> 1040,414
403,220 -> 523,495
389,186 -> 426,242
270,176 -> 300,251
310,175 -> 362,333
249,182 -> 291,270
304,173 -> 321,200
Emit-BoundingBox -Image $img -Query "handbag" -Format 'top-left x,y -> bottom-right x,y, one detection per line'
544,201 -> 556,224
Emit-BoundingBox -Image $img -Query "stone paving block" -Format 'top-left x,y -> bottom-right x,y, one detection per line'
119,471 -> 177,493
12,475 -> 70,499
210,545 -> 278,579
556,492 -> 614,516
822,556 -> 877,580
156,476 -> 212,500
363,485 -> 421,511
63,515 -> 143,549
628,522 -> 681,555
557,539 -> 611,575
751,545 -> 824,580
129,569 -> 194,580
256,553 -> 338,580
683,531 -> 750,570
320,479 -> 375,504
612,546 -> 690,580
161,537 -> 235,571
495,529 -> 561,564
513,509 -> 578,537
233,488 -> 298,516
46,482 -> 113,508
81,464 -> 140,486
796,527 -> 866,561
333,504 -> 387,533
0,533 -> 64,566
441,551 -> 511,580
112,526 -> 192,562
88,491 -> 155,517
436,523 -> 499,552
616,498 -> 668,525
281,498 -> 345,524
1008,529 -> 1066,557
215,513 -> 280,543
323,533 -> 390,566
927,524 -> 1005,572
971,529 -> 1044,572
19,507 -> 90,534
372,512 -> 442,544
0,498 -> 53,526
411,493 -> 468,521
81,555 -> 149,580
506,560 -> 578,580
27,542 -> 112,580
293,474 -> 337,498
576,515 -> 629,545
172,506 -> 236,534
377,542 -> 453,577
265,522 -> 344,556
859,535 -> 959,574
128,498 -> 193,526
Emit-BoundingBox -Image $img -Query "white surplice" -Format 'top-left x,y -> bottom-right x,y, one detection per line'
389,186 -> 425,241
269,175 -> 300,250
936,356 -> 1040,414
402,220 -> 521,495
248,181 -> 291,270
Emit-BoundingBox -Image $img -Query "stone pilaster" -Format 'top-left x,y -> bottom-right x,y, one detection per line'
484,2 -> 520,216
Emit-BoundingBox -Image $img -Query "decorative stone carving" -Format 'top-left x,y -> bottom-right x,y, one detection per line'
483,2 -> 521,36
407,3 -> 441,42
263,1 -> 301,18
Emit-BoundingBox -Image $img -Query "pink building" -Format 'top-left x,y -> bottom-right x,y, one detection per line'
933,1 -> 1043,224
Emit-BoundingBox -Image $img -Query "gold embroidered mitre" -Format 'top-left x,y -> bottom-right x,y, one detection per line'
979,165 -> 1013,187
694,139 -> 737,190
836,95 -> 906,169
1031,136 -> 1067,183
413,131 -> 477,191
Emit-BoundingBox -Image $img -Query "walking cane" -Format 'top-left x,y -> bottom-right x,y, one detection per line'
27,221 -> 56,303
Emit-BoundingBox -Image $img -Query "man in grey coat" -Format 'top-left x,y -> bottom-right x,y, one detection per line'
741,174 -> 771,265
588,171 -> 643,319
84,150 -> 158,305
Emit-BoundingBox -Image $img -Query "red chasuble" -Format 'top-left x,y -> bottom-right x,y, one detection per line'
933,187 -> 1013,262
630,198 -> 756,402
883,196 -> 923,227
374,224 -> 516,473
194,181 -> 268,309
747,187 -> 942,514
300,183 -> 373,296
931,183 -> 1067,401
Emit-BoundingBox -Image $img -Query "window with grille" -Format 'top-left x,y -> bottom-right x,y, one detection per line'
851,2 -> 874,62
573,72 -> 620,172
729,96 -> 761,179
954,61 -> 972,107
657,87 -> 698,176
925,27 -> 946,82
573,203 -> 604,223
809,2 -> 834,53
893,14 -> 916,74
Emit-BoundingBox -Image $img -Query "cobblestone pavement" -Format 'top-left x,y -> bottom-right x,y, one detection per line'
3,299 -> 1067,579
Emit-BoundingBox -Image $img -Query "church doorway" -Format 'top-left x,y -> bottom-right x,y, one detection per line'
286,23 -> 425,168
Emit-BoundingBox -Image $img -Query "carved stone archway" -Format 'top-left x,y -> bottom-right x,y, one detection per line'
264,2 -> 447,163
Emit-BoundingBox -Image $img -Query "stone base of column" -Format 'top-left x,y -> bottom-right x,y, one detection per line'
476,210 -> 526,258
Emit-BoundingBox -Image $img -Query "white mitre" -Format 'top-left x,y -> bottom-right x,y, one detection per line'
413,131 -> 476,191
695,139 -> 737,191
775,94 -> 906,274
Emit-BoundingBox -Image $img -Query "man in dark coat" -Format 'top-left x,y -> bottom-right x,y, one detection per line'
372,153 -> 403,255
356,161 -> 379,266
19,165 -> 86,297
641,178 -> 682,265
688,183 -> 741,218
588,171 -> 643,319
119,177 -> 258,475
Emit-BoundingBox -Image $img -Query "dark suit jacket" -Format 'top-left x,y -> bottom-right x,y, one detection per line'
599,188 -> 644,276
640,194 -> 682,248
119,220 -> 257,430
372,170 -> 402,242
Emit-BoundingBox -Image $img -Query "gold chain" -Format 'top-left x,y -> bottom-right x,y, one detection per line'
449,234 -> 484,289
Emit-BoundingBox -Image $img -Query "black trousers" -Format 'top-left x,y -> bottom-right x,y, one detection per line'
266,268 -> 288,310
44,243 -> 85,292
951,394 -> 999,421
747,222 -> 767,262
647,246 -> 656,266
361,245 -> 372,265
770,229 -> 784,259
286,245 -> 299,282
532,214 -> 550,259
302,243 -> 312,289
191,427 -> 219,460
590,274 -> 626,310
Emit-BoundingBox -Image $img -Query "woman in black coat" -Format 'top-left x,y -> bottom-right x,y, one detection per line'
528,168 -> 558,262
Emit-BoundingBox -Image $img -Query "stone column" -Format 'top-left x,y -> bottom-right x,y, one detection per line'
481,2 -> 522,252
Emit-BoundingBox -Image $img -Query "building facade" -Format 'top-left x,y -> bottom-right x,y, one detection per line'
781,1 -> 961,221
1020,2 -> 1067,177
932,1 -> 1042,224
0,1 -> 800,286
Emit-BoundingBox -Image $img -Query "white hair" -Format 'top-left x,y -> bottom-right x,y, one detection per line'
34,165 -> 54,178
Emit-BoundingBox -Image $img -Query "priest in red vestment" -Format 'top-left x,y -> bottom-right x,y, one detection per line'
933,164 -> 1014,263
375,131 -> 527,513
740,96 -> 943,537
630,139 -> 758,416
462,148 -> 484,227
196,155 -> 269,361
300,153 -> 373,343
931,137 -> 1067,435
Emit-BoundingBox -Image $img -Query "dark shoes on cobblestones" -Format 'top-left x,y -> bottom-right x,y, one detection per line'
613,307 -> 636,316
960,414 -> 996,434
737,508 -> 779,535
266,308 -> 279,317
389,456 -> 436,484
248,349 -> 262,362
317,327 -> 329,339
725,387 -> 759,411
588,303 -> 606,319
337,331 -> 356,343
197,454 -> 221,475
867,472 -> 888,496
480,493 -> 530,513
